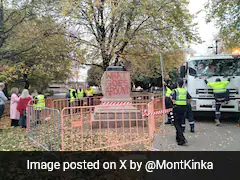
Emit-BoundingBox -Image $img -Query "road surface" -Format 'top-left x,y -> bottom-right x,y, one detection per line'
153,118 -> 240,151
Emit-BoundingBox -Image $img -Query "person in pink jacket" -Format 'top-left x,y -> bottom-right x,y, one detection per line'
10,87 -> 20,127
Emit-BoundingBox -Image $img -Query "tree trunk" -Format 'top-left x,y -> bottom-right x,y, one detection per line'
3,83 -> 9,98
24,80 -> 29,89
0,0 -> 4,48
23,74 -> 29,89
102,55 -> 112,70
0,0 -> 4,30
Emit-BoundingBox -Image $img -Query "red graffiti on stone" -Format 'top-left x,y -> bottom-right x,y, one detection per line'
104,72 -> 130,97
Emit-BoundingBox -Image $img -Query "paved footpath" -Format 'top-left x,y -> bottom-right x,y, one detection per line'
152,119 -> 240,151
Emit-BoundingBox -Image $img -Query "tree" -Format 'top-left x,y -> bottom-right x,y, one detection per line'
205,0 -> 240,49
0,17 -> 72,91
59,0 -> 199,70
0,0 -> 63,61
87,65 -> 104,86
116,46 -> 184,89
0,0 -> 35,58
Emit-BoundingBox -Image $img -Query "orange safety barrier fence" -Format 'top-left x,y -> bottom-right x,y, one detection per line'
28,98 -> 53,108
25,96 -> 172,151
51,94 -> 162,111
60,103 -> 156,151
131,94 -> 162,104
151,97 -> 165,127
52,96 -> 102,112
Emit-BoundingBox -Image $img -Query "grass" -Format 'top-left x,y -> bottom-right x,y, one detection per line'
0,111 -> 151,151
0,115 -> 42,151
30,113 -> 151,151
0,104 -> 163,151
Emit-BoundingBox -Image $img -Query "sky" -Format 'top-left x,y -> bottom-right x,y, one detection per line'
75,0 -> 219,81
188,0 -> 219,55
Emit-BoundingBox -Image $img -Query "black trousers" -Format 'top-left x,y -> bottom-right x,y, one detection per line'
182,103 -> 194,131
214,90 -> 229,101
165,97 -> 173,109
36,110 -> 41,124
173,106 -> 187,143
0,104 -> 4,120
214,92 -> 226,120
78,99 -> 83,106
165,97 -> 174,123
11,119 -> 19,127
225,89 -> 230,101
87,97 -> 93,106
215,99 -> 225,120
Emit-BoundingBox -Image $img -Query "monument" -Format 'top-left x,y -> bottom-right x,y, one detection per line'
92,66 -> 146,128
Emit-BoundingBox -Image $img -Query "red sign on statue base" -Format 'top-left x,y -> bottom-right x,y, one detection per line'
92,70 -> 145,128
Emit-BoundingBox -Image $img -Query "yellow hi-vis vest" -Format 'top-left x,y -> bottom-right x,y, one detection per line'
34,94 -> 45,110
207,81 -> 229,93
165,86 -> 172,97
77,89 -> 84,98
70,89 -> 76,103
85,89 -> 94,97
174,88 -> 187,106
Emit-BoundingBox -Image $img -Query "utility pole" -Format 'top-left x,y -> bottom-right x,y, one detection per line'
0,0 -> 4,34
208,39 -> 221,54
215,40 -> 218,54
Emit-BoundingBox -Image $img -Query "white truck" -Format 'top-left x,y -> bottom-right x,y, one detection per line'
180,52 -> 240,121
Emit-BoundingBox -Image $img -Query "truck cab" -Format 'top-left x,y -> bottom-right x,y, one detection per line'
180,52 -> 240,120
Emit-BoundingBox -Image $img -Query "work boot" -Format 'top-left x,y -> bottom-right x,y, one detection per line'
190,128 -> 195,133
165,121 -> 171,125
178,141 -> 187,146
215,119 -> 220,126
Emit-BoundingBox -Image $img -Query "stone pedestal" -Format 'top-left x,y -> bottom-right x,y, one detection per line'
93,105 -> 147,128
92,68 -> 146,128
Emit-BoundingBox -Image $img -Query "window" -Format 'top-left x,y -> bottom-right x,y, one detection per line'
188,59 -> 240,77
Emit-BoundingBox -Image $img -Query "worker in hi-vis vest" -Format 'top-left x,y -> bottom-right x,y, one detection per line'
85,86 -> 94,106
163,75 -> 175,125
170,79 -> 192,146
76,86 -> 84,106
204,77 -> 231,126
67,87 -> 77,112
69,87 -> 76,103
33,90 -> 45,124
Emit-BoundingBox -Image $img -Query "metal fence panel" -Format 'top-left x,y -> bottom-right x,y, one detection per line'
51,95 -> 162,111
26,96 -> 164,151
27,105 -> 61,151
131,94 -> 162,104
28,98 -> 53,108
52,96 -> 102,112
60,103 -> 155,151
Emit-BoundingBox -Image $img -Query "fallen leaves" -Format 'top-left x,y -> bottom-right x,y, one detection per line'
0,117 -> 42,151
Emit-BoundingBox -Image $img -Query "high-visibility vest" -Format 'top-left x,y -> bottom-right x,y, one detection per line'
70,89 -> 76,102
165,86 -> 172,97
174,88 -> 187,106
33,94 -> 45,110
85,89 -> 94,97
207,81 -> 229,93
90,86 -> 95,94
77,89 -> 84,98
